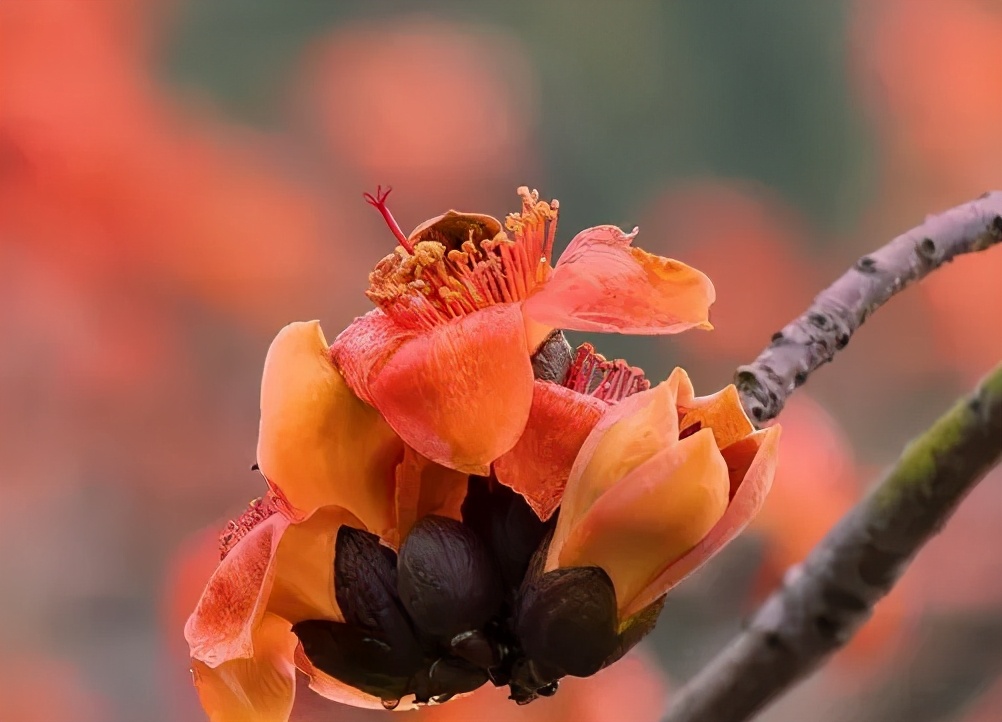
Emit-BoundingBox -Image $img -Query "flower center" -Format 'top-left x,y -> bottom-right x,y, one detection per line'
365,187 -> 559,330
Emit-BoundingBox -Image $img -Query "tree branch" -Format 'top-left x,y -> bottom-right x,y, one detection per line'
661,362 -> 1002,722
735,191 -> 1002,424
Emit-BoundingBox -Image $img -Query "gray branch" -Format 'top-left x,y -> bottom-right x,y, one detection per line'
661,363 -> 1002,722
735,191 -> 1002,424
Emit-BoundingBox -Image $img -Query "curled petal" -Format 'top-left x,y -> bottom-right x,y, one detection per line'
361,304 -> 535,473
393,446 -> 469,547
494,381 -> 606,521
549,380 -> 683,561
557,428 -> 731,613
186,514 -> 289,666
523,225 -> 715,335
621,424 -> 782,618
674,377 -> 755,450
258,321 -> 402,536
190,613 -> 298,722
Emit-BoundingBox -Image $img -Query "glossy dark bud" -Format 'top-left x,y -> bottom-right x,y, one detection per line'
333,526 -> 417,657
462,476 -> 552,590
516,566 -> 619,678
413,657 -> 489,703
449,629 -> 498,670
292,620 -> 420,701
397,515 -> 503,639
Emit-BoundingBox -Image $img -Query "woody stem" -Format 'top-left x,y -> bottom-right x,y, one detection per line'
661,192 -> 1002,722
735,191 -> 1002,425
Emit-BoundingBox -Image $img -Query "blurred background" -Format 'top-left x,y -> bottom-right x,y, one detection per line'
1,1 -> 1001,721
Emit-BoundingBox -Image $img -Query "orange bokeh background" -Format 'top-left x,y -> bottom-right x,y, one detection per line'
2,1 -> 1000,720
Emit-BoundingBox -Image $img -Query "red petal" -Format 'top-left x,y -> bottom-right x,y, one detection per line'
523,225 -> 715,334
343,304 -> 535,473
494,381 -> 606,521
330,309 -> 413,407
185,514 -> 289,666
620,424 -> 782,618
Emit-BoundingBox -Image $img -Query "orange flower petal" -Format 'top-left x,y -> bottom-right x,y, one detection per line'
622,424 -> 781,618
523,225 -> 715,335
393,446 -> 469,546
494,381 -> 607,521
258,321 -> 402,536
676,382 -> 755,450
363,303 -> 534,473
549,378 -> 684,561
185,513 -> 289,666
557,428 -> 730,613
191,613 -> 298,722
267,505 -> 363,625
330,309 -> 413,407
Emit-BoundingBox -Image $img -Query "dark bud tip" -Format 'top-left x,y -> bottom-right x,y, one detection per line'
397,515 -> 503,639
530,330 -> 574,382
292,620 -> 419,701
516,566 -> 619,678
449,629 -> 498,670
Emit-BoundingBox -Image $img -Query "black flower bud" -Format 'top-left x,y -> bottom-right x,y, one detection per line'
397,515 -> 503,640
515,565 -> 619,678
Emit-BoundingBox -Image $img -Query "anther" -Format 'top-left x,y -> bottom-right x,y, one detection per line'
364,185 -> 414,253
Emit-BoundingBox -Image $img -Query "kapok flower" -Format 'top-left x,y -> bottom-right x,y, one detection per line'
331,186 -> 715,475
543,366 -> 781,619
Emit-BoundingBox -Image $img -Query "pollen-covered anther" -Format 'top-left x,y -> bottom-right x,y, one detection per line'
217,494 -> 279,560
365,191 -> 562,330
563,343 -> 650,403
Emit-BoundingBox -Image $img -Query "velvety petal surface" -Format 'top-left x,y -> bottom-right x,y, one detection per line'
363,304 -> 535,473
191,613 -> 298,722
556,428 -> 730,612
186,513 -> 290,666
621,424 -> 782,618
674,378 -> 756,450
494,381 -> 606,521
258,320 -> 402,537
523,225 -> 715,335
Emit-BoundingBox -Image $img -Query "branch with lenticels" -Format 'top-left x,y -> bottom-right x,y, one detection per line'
660,192 -> 1002,722
736,191 -> 1002,424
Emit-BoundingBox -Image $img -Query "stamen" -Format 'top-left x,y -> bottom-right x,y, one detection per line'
564,343 -> 650,403
218,494 -> 279,560
364,185 -> 414,253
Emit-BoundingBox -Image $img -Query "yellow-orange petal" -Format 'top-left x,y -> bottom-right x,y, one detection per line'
676,382 -> 755,450
267,505 -> 363,625
393,446 -> 469,547
549,379 -> 684,562
191,613 -> 298,722
556,428 -> 730,612
621,424 -> 781,618
523,225 -> 715,335
185,513 -> 289,666
365,303 -> 534,473
494,381 -> 607,521
258,320 -> 403,536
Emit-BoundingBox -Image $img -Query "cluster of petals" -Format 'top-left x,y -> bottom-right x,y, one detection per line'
184,187 -> 779,721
